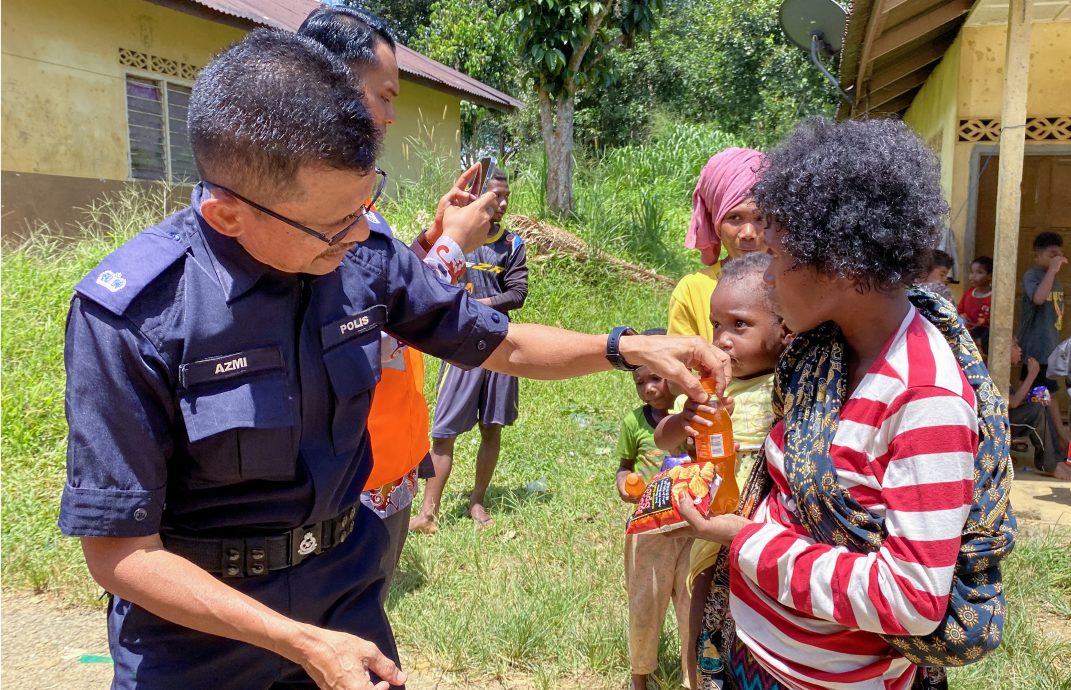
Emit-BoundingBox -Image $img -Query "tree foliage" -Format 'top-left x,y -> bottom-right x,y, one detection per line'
412,0 -> 521,163
513,0 -> 665,214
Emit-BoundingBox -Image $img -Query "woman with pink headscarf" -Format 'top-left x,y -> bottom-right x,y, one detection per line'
667,148 -> 768,341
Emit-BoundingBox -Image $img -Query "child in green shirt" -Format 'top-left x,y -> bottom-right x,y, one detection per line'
614,328 -> 691,690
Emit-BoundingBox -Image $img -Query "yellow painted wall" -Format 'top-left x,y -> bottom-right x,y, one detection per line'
1,0 -> 463,187
958,22 -> 1071,118
905,35 -> 962,204
1,0 -> 245,179
383,81 -> 462,189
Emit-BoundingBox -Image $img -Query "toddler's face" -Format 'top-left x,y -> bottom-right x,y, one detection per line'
632,367 -> 675,410
709,274 -> 785,379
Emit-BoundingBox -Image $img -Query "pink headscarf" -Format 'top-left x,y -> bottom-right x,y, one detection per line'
686,147 -> 767,266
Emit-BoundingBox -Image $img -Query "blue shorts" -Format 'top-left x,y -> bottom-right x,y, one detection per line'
107,506 -> 401,689
431,363 -> 518,438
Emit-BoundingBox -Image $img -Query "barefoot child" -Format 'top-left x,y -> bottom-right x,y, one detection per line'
615,328 -> 692,690
654,252 -> 788,688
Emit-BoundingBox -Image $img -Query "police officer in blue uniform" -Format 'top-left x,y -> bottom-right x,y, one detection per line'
60,29 -> 730,690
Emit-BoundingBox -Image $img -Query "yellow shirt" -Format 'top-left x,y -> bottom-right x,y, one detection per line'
667,264 -> 721,342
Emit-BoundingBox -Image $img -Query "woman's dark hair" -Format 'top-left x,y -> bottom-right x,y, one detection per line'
189,29 -> 379,202
752,117 -> 948,292
1033,231 -> 1063,252
972,256 -> 994,274
297,5 -> 396,65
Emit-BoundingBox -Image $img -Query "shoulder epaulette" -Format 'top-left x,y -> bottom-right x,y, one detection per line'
365,210 -> 396,239
74,226 -> 186,316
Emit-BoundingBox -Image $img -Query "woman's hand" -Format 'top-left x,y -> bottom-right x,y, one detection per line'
673,498 -> 752,546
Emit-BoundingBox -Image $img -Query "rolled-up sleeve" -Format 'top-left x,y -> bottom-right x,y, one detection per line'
59,297 -> 173,537
383,240 -> 509,370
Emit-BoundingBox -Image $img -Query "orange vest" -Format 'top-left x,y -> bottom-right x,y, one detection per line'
363,346 -> 431,490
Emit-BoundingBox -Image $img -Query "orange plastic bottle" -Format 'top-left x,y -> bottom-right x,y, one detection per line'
624,472 -> 646,498
693,378 -> 740,515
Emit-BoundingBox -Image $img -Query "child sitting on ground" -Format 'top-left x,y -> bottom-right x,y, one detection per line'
918,248 -> 955,302
654,252 -> 789,688
613,327 -> 692,690
1006,337 -> 1071,479
958,255 -> 993,341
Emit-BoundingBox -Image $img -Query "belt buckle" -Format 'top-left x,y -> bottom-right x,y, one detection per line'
290,523 -> 322,567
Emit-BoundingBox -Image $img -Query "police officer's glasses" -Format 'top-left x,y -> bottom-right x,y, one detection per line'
203,168 -> 388,246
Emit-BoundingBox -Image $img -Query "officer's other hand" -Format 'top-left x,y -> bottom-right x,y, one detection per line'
619,335 -> 732,403
441,192 -> 498,254
425,163 -> 481,247
299,626 -> 406,690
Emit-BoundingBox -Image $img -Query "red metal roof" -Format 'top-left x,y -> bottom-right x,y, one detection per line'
177,0 -> 523,111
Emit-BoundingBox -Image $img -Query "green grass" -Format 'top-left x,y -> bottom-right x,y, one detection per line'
3,172 -> 1070,689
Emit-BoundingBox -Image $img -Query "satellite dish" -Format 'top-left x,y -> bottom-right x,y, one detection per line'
779,0 -> 847,55
779,0 -> 851,103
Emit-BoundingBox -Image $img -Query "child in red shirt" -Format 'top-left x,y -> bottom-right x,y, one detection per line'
958,255 -> 993,334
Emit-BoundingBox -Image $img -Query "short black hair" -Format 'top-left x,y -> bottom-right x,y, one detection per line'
189,29 -> 379,201
928,249 -> 954,270
490,168 -> 509,183
718,251 -> 771,286
1033,231 -> 1063,252
753,117 -> 948,292
297,5 -> 396,66
972,256 -> 993,274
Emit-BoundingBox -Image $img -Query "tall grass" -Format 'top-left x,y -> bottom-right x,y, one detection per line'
2,186 -> 179,603
508,120 -> 740,276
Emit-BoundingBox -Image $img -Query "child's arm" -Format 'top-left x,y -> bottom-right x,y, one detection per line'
1009,357 -> 1041,408
654,412 -> 692,450
1031,257 -> 1067,305
654,397 -> 732,450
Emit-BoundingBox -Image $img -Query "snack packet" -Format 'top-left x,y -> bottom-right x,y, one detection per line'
625,461 -> 720,535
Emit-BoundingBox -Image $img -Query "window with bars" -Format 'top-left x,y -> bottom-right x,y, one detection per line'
125,75 -> 197,182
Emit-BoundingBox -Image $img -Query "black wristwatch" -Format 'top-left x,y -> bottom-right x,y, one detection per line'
606,326 -> 639,371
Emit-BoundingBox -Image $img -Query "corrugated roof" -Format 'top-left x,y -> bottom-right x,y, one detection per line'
176,0 -> 523,111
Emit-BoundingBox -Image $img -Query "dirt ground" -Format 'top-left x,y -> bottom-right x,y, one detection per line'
3,471 -> 1068,690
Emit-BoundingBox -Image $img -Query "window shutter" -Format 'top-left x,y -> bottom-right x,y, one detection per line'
125,76 -> 166,180
166,83 -> 197,182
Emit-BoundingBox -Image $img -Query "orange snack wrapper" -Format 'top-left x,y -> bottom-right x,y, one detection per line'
625,461 -> 720,535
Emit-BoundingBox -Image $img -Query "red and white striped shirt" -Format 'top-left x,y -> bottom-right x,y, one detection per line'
729,307 -> 977,690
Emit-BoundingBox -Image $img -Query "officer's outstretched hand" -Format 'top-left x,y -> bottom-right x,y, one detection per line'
299,626 -> 406,690
619,335 -> 732,403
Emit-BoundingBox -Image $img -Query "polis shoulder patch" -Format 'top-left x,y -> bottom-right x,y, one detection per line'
74,224 -> 187,316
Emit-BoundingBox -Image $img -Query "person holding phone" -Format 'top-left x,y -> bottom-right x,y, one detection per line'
411,168 -> 528,531
298,5 -> 498,599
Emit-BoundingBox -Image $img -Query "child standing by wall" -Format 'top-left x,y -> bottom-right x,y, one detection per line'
614,328 -> 692,690
654,253 -> 789,688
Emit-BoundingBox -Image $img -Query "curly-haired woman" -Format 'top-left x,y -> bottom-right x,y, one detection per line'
677,118 -> 1015,690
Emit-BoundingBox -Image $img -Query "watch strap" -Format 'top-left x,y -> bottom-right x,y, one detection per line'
606,326 -> 639,371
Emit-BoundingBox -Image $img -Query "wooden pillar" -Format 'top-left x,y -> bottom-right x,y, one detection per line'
988,0 -> 1033,395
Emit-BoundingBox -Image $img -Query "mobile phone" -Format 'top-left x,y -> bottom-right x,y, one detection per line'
469,156 -> 497,195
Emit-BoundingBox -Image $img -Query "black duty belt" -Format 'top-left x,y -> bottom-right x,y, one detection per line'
161,506 -> 358,579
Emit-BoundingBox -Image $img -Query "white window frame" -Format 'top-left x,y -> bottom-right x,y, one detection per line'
123,69 -> 196,183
